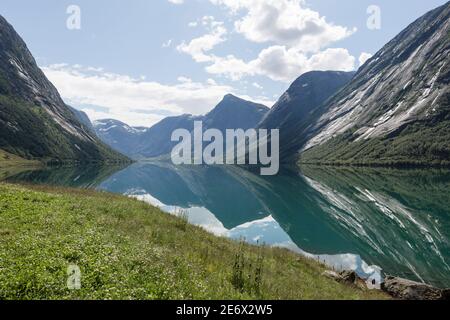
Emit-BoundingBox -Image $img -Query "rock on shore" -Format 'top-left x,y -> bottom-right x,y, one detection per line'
382,276 -> 449,300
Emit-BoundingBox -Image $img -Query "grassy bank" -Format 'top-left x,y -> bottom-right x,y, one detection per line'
0,149 -> 41,168
0,183 -> 388,300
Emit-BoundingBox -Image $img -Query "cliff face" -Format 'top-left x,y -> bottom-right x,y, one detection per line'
300,3 -> 450,165
258,71 -> 355,160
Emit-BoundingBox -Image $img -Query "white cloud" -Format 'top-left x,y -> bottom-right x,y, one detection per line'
359,52 -> 373,67
177,76 -> 192,83
205,55 -> 251,81
200,16 -> 224,28
177,17 -> 227,62
188,16 -> 224,28
162,39 -> 173,48
210,0 -> 356,52
177,0 -> 357,83
41,64 -> 273,127
252,82 -> 263,89
168,0 -> 184,4
206,47 -> 356,82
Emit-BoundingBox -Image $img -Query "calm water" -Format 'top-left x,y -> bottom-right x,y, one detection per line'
3,162 -> 450,288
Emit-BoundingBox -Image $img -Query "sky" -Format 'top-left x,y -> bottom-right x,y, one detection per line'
0,0 -> 447,127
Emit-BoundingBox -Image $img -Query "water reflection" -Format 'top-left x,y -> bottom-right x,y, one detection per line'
4,162 -> 450,287
300,166 -> 450,286
6,164 -> 124,189
127,185 -> 381,284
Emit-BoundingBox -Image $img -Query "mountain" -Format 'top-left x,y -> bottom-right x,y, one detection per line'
93,119 -> 147,157
68,105 -> 95,133
0,15 -> 128,163
135,114 -> 202,158
204,94 -> 269,133
299,3 -> 450,166
258,71 -> 355,160
133,94 -> 269,158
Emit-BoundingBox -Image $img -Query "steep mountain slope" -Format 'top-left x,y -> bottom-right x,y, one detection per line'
300,3 -> 450,166
0,15 -> 127,163
68,105 -> 95,133
93,119 -> 147,157
134,94 -> 269,158
258,71 -> 355,160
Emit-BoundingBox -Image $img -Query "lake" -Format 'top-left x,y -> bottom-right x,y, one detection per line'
3,162 -> 450,288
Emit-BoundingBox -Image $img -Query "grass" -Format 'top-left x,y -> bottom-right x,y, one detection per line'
0,183 -> 389,300
0,94 -> 129,164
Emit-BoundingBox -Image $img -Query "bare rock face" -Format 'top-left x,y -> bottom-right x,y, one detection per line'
300,2 -> 450,166
382,276 -> 446,300
257,71 -> 355,161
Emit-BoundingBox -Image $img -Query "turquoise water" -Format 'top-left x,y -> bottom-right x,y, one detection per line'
5,162 -> 450,288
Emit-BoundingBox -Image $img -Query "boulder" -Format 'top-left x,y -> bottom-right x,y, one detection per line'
382,276 -> 444,300
339,270 -> 357,284
322,270 -> 341,282
322,270 -> 358,285
442,289 -> 450,300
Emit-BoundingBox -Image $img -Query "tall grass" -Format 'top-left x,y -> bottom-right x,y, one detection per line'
174,208 -> 189,231
231,239 -> 264,297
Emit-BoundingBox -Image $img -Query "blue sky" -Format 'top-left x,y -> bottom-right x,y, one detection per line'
0,0 -> 447,126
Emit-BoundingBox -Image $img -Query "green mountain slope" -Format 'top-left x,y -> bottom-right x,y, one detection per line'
0,15 -> 128,163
